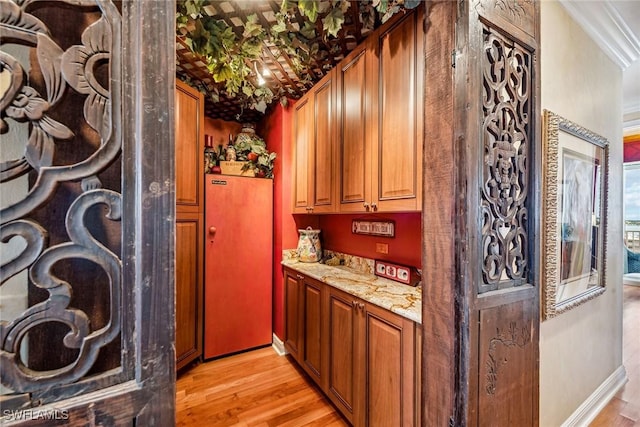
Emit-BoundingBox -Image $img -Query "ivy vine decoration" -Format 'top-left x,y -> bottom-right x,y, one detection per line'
176,0 -> 420,117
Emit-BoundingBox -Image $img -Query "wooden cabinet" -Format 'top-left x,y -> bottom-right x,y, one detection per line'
357,299 -> 416,427
292,70 -> 337,213
339,9 -> 423,213
175,80 -> 204,370
284,267 -> 419,426
284,269 -> 303,361
326,287 -> 359,424
176,80 -> 205,211
284,269 -> 328,387
336,43 -> 370,213
175,214 -> 203,369
368,10 -> 423,212
328,286 -> 417,427
302,277 -> 327,387
291,9 -> 423,214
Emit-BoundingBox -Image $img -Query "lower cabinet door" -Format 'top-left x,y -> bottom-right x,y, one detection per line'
362,303 -> 416,427
175,213 -> 203,370
284,270 -> 303,362
302,278 -> 325,385
327,287 -> 358,424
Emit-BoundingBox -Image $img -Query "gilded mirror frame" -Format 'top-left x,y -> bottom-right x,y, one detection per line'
542,110 -> 609,319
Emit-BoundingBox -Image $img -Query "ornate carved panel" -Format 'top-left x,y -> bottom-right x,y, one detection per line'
1,0 -> 123,397
480,24 -> 532,293
474,0 -> 536,40
478,301 -> 534,425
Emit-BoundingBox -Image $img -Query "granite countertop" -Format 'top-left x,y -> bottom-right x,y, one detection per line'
282,259 -> 422,324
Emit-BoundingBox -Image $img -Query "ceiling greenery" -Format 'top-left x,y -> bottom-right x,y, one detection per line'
176,0 -> 420,117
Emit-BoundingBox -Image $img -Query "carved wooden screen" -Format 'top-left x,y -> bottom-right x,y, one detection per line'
1,1 -> 175,424
461,0 -> 540,426
480,24 -> 532,294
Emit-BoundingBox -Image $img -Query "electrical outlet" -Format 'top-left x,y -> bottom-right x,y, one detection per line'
376,243 -> 388,254
374,259 -> 420,286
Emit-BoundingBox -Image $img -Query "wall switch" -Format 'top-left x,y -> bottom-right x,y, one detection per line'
376,243 -> 389,254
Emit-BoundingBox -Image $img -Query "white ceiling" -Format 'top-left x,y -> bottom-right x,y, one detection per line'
559,0 -> 640,132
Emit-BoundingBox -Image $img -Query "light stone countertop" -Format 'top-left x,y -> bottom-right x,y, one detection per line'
282,259 -> 422,324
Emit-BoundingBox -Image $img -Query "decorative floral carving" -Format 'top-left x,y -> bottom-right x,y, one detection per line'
494,0 -> 527,22
480,26 -> 531,292
0,0 -> 47,35
1,0 -> 123,394
1,33 -> 73,181
475,0 -> 534,26
485,322 -> 531,395
61,16 -> 111,138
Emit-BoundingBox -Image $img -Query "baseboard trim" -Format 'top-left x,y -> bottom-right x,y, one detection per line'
562,365 -> 628,427
272,333 -> 287,356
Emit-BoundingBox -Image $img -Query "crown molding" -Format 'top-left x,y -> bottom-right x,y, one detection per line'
559,0 -> 640,69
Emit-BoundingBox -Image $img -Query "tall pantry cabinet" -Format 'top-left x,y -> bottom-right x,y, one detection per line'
174,80 -> 204,370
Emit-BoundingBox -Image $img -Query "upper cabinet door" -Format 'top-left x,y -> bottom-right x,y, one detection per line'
293,95 -> 313,213
175,80 -> 204,211
372,9 -> 424,212
311,71 -> 337,213
337,45 -> 370,213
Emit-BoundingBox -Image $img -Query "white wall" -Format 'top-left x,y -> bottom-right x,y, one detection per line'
540,1 -> 624,425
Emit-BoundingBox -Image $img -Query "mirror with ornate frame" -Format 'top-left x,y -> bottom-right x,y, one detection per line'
542,110 -> 609,319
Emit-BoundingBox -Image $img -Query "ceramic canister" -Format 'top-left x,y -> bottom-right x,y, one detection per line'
297,227 -> 322,263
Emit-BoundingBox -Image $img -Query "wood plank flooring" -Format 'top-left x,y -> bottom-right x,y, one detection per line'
176,347 -> 347,426
591,285 -> 640,426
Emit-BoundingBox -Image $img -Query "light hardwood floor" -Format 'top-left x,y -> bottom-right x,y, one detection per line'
176,347 -> 347,426
177,287 -> 640,426
591,284 -> 640,426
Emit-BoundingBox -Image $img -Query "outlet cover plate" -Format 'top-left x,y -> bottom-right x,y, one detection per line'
374,259 -> 420,286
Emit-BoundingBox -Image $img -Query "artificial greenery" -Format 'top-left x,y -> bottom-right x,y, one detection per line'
176,0 -> 420,117
233,130 -> 277,178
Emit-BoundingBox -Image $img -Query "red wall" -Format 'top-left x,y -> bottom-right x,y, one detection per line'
319,213 -> 421,268
624,134 -> 640,163
259,103 -> 297,341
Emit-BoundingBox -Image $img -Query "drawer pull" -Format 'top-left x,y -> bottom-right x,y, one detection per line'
296,274 -> 304,280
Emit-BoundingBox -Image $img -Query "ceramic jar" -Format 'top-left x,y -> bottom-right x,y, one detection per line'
297,227 -> 322,263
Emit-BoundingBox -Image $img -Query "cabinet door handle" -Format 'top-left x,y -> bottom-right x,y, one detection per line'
363,202 -> 370,210
296,274 -> 305,280
352,300 -> 357,308
358,302 -> 365,310
371,203 -> 377,211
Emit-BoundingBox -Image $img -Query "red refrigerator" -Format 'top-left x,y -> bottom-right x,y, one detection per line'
204,174 -> 273,359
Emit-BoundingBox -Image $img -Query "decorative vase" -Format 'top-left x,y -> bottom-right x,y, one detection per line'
235,123 -> 260,147
296,227 -> 322,263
